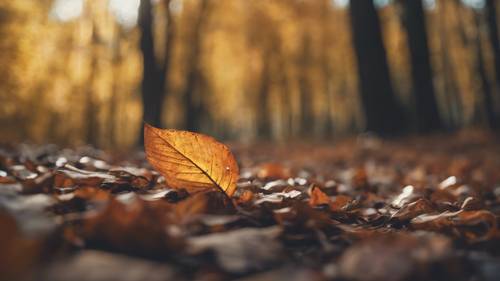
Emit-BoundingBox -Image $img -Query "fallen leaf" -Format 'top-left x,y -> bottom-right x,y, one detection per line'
1,137 -> 500,280
166,191 -> 233,230
390,185 -> 416,208
254,190 -> 303,205
144,124 -> 239,197
330,195 -> 352,211
187,226 -> 282,273
453,210 -> 499,242
0,193 -> 57,235
338,233 -> 454,281
391,198 -> 434,221
261,179 -> 288,191
411,210 -> 462,226
308,186 -> 351,212
256,163 -> 291,180
42,250 -> 180,281
309,186 -> 331,207
0,211 -> 43,281
56,164 -> 116,188
80,197 -> 183,256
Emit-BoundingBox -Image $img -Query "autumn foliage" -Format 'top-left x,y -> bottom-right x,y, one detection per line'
1,132 -> 500,281
144,124 -> 239,196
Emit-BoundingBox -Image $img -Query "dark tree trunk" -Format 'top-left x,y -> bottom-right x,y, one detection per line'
349,0 -> 405,135
162,0 -> 175,100
182,0 -> 210,132
138,0 -> 166,144
486,0 -> 500,128
487,0 -> 500,84
85,24 -> 99,147
400,0 -> 443,133
473,10 -> 497,129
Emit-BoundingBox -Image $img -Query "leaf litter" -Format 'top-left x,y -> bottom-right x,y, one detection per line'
1,133 -> 500,281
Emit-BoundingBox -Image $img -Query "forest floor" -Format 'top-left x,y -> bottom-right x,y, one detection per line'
1,130 -> 500,281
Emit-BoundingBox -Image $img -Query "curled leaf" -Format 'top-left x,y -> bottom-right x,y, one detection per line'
144,124 -> 239,197
391,198 -> 434,221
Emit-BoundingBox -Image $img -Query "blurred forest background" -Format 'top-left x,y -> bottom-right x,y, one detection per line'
1,0 -> 499,149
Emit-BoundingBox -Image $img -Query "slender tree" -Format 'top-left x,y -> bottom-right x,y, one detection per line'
182,0 -> 211,132
400,0 -> 443,133
138,0 -> 175,144
473,8 -> 497,128
246,6 -> 273,138
486,0 -> 500,128
487,0 -> 500,85
437,0 -> 462,128
320,0 -> 334,137
84,3 -> 99,146
349,0 -> 406,135
139,0 -> 162,127
85,31 -> 99,147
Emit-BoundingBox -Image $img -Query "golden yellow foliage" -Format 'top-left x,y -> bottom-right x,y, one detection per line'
0,0 -> 497,147
144,123 -> 239,196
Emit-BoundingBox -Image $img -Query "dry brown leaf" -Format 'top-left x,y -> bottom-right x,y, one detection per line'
187,226 -> 283,273
81,197 -> 182,256
330,195 -> 352,211
144,124 -> 239,197
0,211 -> 42,281
391,198 -> 434,221
454,210 -> 499,242
338,233 -> 453,281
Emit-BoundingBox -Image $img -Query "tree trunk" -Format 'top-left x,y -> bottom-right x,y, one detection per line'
437,0 -> 462,129
85,21 -> 99,147
138,0 -> 166,144
162,0 -> 175,99
486,0 -> 500,128
182,0 -> 210,132
473,10 -> 496,129
349,0 -> 405,135
400,0 -> 443,133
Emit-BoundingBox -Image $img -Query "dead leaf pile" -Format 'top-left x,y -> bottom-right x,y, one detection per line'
0,133 -> 500,281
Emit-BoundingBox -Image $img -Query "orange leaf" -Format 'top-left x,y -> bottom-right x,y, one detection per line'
144,124 -> 239,197
309,186 -> 352,212
309,186 -> 331,206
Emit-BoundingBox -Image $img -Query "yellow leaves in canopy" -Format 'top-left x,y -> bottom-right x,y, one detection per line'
144,124 -> 239,197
